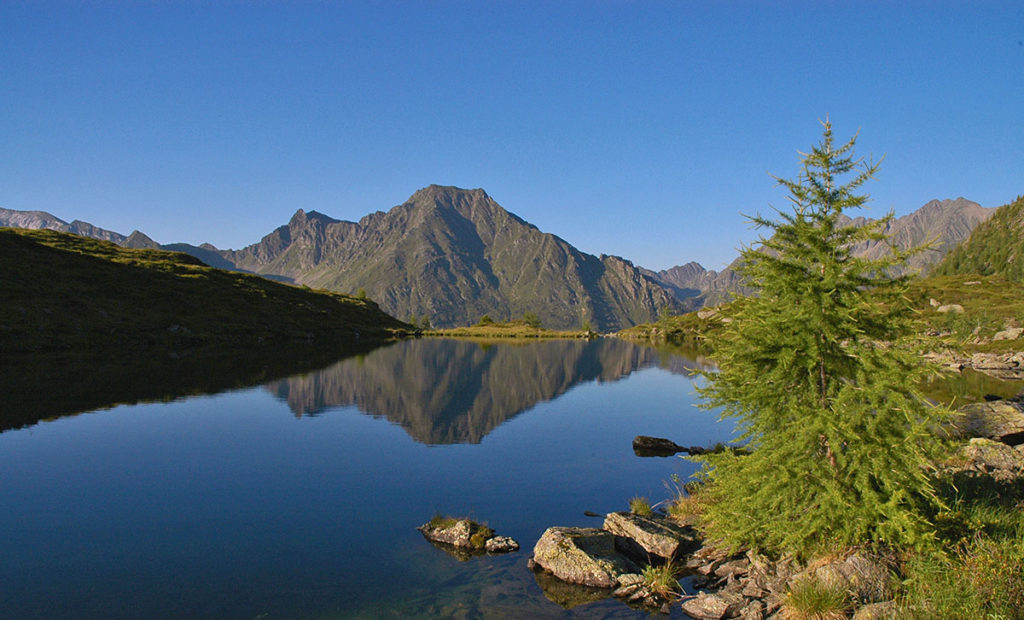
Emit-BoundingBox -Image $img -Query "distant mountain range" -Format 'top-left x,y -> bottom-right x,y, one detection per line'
643,197 -> 996,307
0,191 -> 997,329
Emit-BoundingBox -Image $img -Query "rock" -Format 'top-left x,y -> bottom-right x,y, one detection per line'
954,437 -> 1024,481
713,558 -> 751,580
951,400 -> 1024,445
853,600 -> 897,619
800,553 -> 894,604
993,327 -> 1024,341
936,304 -> 964,314
679,591 -> 743,619
531,568 -> 611,609
531,527 -> 641,588
697,308 -> 719,320
929,298 -> 940,307
739,599 -> 765,620
417,517 -> 490,549
484,536 -> 519,553
417,516 -> 517,554
603,511 -> 700,561
632,435 -> 684,456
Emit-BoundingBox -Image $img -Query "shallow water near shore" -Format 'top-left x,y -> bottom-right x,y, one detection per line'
0,338 -> 733,618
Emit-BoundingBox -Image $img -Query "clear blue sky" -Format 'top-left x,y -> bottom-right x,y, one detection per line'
3,1 -> 1021,270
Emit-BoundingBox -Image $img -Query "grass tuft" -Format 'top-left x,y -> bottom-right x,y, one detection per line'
629,496 -> 652,516
780,576 -> 852,620
641,560 -> 681,599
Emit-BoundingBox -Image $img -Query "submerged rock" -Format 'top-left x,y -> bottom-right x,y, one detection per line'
531,526 -> 641,588
603,511 -> 699,561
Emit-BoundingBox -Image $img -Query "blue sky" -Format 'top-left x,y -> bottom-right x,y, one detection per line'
2,2 -> 1021,270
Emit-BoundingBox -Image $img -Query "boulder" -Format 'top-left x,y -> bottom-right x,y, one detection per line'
484,536 -> 519,553
798,552 -> 894,604
852,600 -> 897,620
417,516 -> 518,553
954,437 -> 1024,481
603,511 -> 700,561
679,591 -> 744,619
936,304 -> 964,314
531,526 -> 641,588
632,435 -> 684,456
993,327 -> 1024,341
951,400 -> 1024,445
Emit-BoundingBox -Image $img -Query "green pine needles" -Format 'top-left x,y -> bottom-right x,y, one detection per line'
694,120 -> 947,558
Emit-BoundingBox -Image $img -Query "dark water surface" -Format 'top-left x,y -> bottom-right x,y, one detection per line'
0,338 -> 732,618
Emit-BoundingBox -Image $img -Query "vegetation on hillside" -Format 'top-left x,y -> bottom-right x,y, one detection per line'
0,227 -> 412,354
933,194 -> 1024,281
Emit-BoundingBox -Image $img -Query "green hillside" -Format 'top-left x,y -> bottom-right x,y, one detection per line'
933,194 -> 1024,280
0,228 -> 411,354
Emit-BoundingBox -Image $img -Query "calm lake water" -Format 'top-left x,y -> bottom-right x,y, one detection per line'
0,338 -> 732,618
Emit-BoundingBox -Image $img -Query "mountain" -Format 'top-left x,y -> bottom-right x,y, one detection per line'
219,185 -> 683,330
0,207 -> 127,244
933,194 -> 1024,281
652,197 -> 996,308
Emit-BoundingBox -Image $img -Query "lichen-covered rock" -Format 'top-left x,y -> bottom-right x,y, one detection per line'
953,437 -> 1024,481
603,511 -> 700,561
679,591 -> 743,619
417,516 -> 510,552
951,400 -> 1024,445
531,526 -> 641,588
484,535 -> 519,553
797,553 -> 894,604
852,600 -> 897,620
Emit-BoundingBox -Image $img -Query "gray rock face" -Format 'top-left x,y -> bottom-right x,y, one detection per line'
531,527 -> 641,588
952,400 -> 1024,445
602,511 -> 699,561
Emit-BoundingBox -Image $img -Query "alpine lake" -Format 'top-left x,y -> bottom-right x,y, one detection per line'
1,337 -> 1017,619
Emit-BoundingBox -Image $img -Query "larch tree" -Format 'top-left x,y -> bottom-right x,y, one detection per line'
694,120 -> 946,557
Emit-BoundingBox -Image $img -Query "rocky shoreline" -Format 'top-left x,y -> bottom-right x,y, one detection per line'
520,396 -> 1024,618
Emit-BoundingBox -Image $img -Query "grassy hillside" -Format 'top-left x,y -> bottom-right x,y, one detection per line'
933,194 -> 1024,281
0,228 -> 412,354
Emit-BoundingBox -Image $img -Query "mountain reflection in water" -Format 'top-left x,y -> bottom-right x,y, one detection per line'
265,338 -> 713,445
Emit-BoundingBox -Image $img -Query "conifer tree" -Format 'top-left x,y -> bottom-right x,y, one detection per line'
695,120 -> 945,557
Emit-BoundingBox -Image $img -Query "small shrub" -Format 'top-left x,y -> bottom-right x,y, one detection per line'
478,314 -> 494,325
641,560 -> 681,598
469,524 -> 495,550
629,496 -> 652,516
781,576 -> 852,619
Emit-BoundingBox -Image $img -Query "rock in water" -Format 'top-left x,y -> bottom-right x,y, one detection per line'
632,435 -> 684,456
952,400 -> 1024,445
532,527 -> 641,588
603,512 -> 699,561
417,516 -> 518,553
485,536 -> 520,553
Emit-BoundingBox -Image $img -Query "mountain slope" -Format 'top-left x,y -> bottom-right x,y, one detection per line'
0,228 -> 410,354
221,185 -> 682,330
933,194 -> 1024,281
